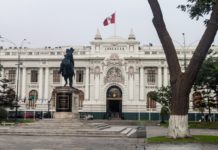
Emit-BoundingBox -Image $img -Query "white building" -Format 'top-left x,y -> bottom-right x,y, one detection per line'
0,30 -> 218,120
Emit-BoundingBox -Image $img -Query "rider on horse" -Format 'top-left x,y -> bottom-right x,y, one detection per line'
59,48 -> 75,87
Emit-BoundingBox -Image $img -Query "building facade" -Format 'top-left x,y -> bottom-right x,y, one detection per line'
0,30 -> 218,120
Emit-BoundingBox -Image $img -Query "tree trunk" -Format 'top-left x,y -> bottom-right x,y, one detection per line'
147,0 -> 218,138
168,115 -> 189,138
169,76 -> 191,138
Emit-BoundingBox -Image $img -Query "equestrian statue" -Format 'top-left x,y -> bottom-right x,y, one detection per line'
59,48 -> 75,87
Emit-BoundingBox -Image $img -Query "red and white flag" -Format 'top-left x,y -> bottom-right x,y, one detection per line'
103,13 -> 115,26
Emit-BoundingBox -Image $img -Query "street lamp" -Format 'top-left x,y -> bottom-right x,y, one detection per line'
47,100 -> 51,118
0,36 -> 28,122
173,34 -> 199,71
182,33 -> 187,71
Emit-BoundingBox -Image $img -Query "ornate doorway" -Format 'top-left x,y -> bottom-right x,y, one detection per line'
106,86 -> 122,119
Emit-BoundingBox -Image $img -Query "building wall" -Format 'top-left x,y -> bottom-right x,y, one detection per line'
1,34 -> 218,120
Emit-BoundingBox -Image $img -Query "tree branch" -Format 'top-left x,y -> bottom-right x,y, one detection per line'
147,0 -> 181,82
186,3 -> 218,87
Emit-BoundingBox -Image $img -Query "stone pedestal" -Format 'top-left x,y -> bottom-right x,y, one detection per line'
51,86 -> 81,119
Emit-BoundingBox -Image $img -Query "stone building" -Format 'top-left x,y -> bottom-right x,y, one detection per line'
0,30 -> 218,120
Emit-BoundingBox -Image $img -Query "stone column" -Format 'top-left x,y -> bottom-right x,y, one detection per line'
94,74 -> 100,100
158,67 -> 162,88
16,67 -> 21,98
163,66 -> 168,87
139,67 -> 144,100
38,67 -> 43,100
85,67 -> 89,100
129,73 -> 134,100
44,67 -> 49,100
21,67 -> 26,99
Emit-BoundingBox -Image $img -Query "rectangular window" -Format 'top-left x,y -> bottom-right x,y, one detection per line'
31,70 -> 38,83
76,70 -> 84,83
53,70 -> 60,83
8,69 -> 16,84
147,69 -> 156,85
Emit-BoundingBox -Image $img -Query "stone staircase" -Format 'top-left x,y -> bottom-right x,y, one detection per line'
89,123 -> 144,138
0,119 -> 126,137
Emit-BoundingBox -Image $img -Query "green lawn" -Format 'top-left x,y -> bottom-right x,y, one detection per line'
147,135 -> 218,143
160,122 -> 218,129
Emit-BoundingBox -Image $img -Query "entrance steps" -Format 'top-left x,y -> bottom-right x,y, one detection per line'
0,119 -> 125,137
53,112 -> 79,119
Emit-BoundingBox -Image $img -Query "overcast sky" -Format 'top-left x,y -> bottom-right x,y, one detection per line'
0,0 -> 217,48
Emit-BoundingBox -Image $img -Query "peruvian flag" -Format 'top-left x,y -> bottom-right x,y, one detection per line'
103,13 -> 115,26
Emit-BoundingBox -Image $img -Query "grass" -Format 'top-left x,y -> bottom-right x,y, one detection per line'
189,122 -> 218,129
147,135 -> 218,143
160,122 -> 218,129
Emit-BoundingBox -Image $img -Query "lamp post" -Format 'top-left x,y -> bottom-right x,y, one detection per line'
182,33 -> 187,71
0,36 -> 28,122
48,100 -> 51,118
173,34 -> 199,71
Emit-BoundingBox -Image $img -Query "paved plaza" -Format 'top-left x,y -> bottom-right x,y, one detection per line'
0,135 -> 145,150
0,119 -> 218,150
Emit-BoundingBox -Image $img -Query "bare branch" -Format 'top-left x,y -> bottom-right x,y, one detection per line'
147,0 -> 181,82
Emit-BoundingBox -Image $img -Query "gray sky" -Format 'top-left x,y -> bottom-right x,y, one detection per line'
0,0 -> 217,48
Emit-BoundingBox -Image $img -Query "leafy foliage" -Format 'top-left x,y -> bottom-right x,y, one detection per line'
0,107 -> 7,121
0,64 -> 2,78
148,86 -> 172,122
0,79 -> 16,108
178,0 -> 217,21
193,53 -> 218,115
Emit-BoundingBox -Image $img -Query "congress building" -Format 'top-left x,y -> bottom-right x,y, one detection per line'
0,30 -> 218,120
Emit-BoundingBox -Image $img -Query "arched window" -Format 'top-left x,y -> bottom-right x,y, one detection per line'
107,86 -> 122,99
147,92 -> 156,109
28,90 -> 38,108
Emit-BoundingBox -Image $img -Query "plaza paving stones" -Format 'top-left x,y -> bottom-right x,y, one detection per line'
0,135 -> 146,150
0,119 -> 127,137
0,119 -> 218,150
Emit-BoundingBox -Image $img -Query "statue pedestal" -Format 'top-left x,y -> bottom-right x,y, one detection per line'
51,86 -> 81,119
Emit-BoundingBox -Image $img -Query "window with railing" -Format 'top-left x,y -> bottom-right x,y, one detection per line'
31,70 -> 38,83
53,69 -> 60,83
8,69 -> 16,84
76,70 -> 84,83
28,90 -> 38,108
147,69 -> 156,85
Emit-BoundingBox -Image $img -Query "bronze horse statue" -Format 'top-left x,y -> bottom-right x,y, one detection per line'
59,48 -> 75,87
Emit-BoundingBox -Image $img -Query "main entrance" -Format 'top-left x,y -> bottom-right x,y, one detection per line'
106,86 -> 122,118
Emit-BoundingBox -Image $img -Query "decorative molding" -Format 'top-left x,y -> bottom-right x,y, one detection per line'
105,53 -> 123,66
104,67 -> 124,84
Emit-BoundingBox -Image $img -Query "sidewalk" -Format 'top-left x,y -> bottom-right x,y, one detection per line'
146,126 -> 218,137
146,126 -> 218,150
146,143 -> 218,150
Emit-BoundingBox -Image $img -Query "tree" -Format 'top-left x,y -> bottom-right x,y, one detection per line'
149,86 -> 171,123
193,54 -> 218,118
147,0 -> 218,138
0,65 -> 15,108
0,79 -> 16,108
